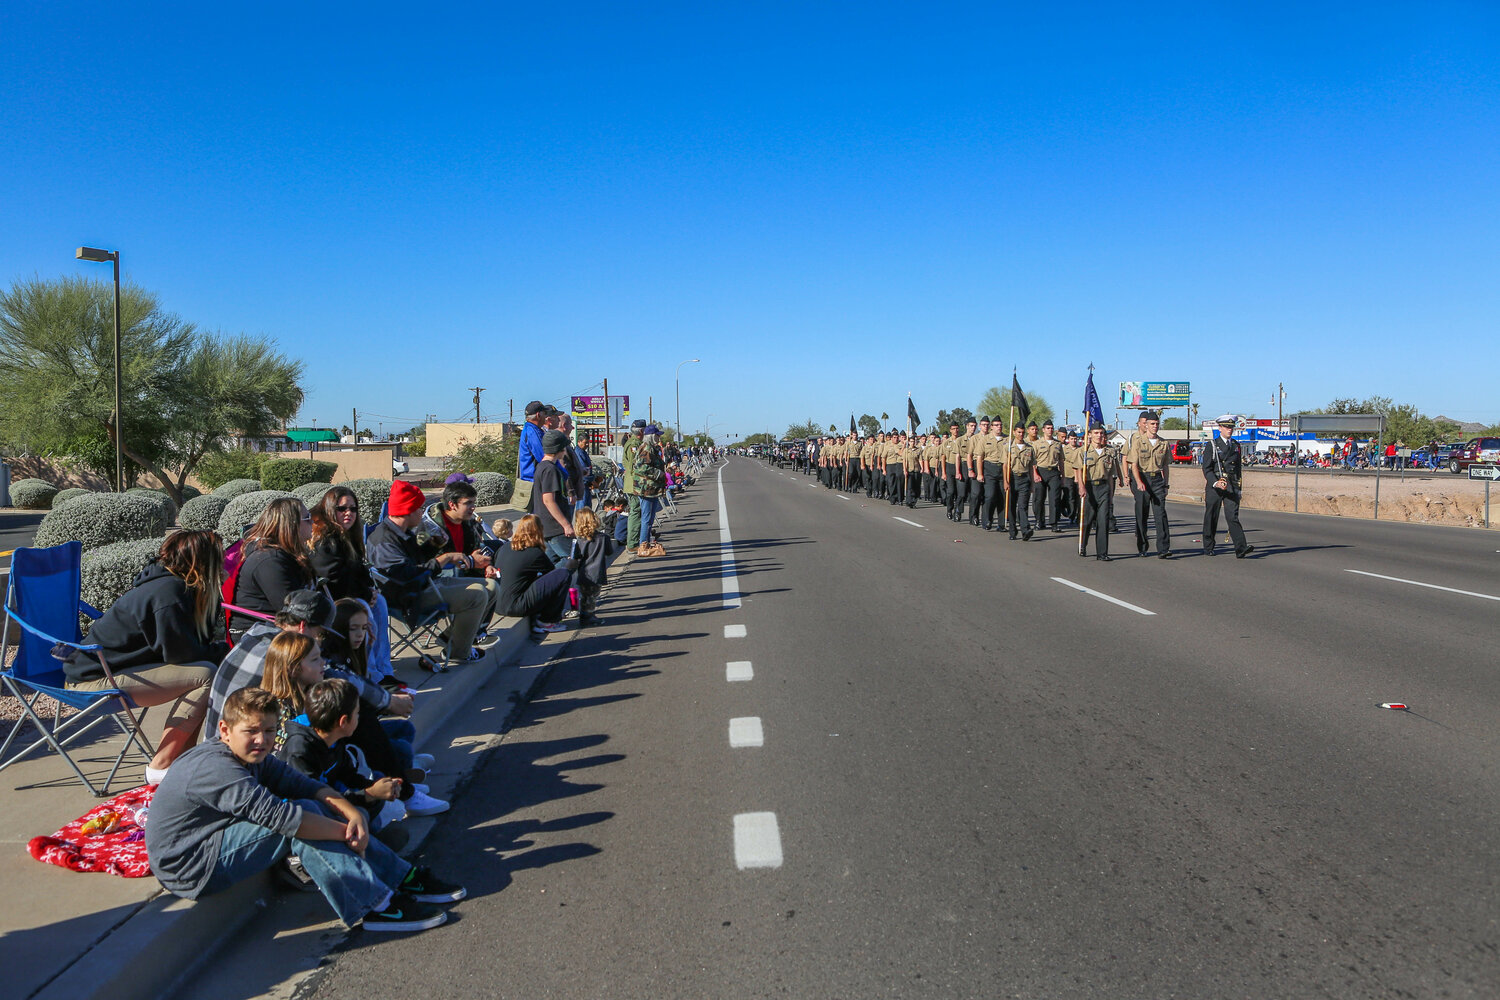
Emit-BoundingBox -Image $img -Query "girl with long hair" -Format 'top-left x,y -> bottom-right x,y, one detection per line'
496,515 -> 573,636
231,498 -> 314,633
311,487 -> 395,682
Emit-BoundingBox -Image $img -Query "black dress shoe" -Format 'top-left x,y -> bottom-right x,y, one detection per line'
1079,548 -> 1088,557
1158,551 -> 1171,559
1203,549 -> 1215,556
1022,530 -> 1033,541
1235,545 -> 1256,559
1097,555 -> 1112,562
1008,532 -> 1017,540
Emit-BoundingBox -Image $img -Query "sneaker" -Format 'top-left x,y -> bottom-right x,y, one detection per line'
363,893 -> 447,932
401,865 -> 468,902
405,787 -> 450,816
533,621 -> 568,634
411,753 -> 436,771
276,855 -> 319,893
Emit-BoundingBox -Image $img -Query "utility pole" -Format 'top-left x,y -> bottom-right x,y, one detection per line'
602,378 -> 610,452
352,407 -> 357,443
648,396 -> 653,425
469,387 -> 484,424
508,398 -> 514,424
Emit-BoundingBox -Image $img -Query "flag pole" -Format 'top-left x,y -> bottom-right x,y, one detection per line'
1080,363 -> 1093,551
1005,366 -> 1015,524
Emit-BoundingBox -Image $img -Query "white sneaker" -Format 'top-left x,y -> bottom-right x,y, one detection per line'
405,787 -> 450,816
411,783 -> 430,794
411,753 -> 436,771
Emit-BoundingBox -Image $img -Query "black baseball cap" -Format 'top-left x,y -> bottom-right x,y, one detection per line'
1141,410 -> 1160,421
525,400 -> 546,416
280,589 -> 340,634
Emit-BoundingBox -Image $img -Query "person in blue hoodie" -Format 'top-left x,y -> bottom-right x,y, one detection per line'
64,530 -> 230,784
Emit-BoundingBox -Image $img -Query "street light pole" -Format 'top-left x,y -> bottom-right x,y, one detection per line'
76,246 -> 123,491
675,358 -> 700,442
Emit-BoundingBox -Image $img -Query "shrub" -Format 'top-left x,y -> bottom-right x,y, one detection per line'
213,478 -> 263,499
471,471 -> 514,506
81,537 -> 165,622
51,487 -> 94,511
178,493 -> 231,532
293,481 -> 336,508
195,450 -> 271,489
217,489 -> 296,540
342,477 -> 393,525
405,437 -> 426,457
33,492 -> 171,552
261,458 -> 337,492
444,434 -> 518,479
126,487 -> 179,525
10,477 -> 59,509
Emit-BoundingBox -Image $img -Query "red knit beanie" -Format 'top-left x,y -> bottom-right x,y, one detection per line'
387,479 -> 426,517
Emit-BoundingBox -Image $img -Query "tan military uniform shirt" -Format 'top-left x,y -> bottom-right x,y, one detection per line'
1131,434 -> 1170,474
940,437 -> 963,467
1033,436 -> 1063,470
1062,443 -> 1082,477
977,434 -> 1005,469
1083,447 -> 1121,483
1002,440 -> 1036,475
965,432 -> 985,468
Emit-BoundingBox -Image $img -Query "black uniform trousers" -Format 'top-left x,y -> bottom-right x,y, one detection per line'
1033,467 -> 1061,529
981,463 -> 1004,529
964,471 -> 983,524
1203,489 -> 1248,555
1134,472 -> 1171,554
1081,480 -> 1112,556
906,468 -> 920,507
944,464 -> 960,517
886,464 -> 903,504
1005,472 -> 1033,536
846,459 -> 860,493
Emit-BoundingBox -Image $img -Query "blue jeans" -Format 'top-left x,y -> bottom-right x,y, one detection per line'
379,717 -> 416,770
202,799 -> 411,926
638,495 -> 660,546
364,595 -> 393,684
545,535 -> 574,565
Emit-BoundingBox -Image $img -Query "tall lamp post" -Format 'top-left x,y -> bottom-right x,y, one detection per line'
675,358 -> 700,441
76,246 -> 123,491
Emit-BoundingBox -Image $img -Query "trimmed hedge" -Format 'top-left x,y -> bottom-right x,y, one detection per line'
11,478 -> 59,509
217,489 -> 296,540
261,458 -> 337,492
342,478 -> 393,525
213,478 -> 263,500
471,471 -> 514,506
33,492 -> 171,552
293,481 -> 336,508
126,487 -> 179,525
178,493 -> 232,532
81,537 -> 164,621
51,487 -> 94,511
195,450 -> 271,490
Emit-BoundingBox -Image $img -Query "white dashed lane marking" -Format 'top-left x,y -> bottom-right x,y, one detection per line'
893,516 -> 925,528
729,717 -> 764,747
1345,569 -> 1500,603
733,812 -> 783,869
724,624 -> 747,638
1051,577 -> 1156,616
726,661 -> 754,682
716,473 -> 742,609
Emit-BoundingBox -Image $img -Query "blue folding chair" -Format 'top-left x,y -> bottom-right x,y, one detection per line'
0,542 -> 155,796
368,566 -> 451,673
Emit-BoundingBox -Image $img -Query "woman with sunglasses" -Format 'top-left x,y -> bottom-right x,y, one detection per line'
311,487 -> 395,682
231,498 -> 314,635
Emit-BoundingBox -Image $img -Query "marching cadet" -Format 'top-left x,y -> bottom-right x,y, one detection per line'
1077,424 -> 1124,560
1002,422 -> 1035,540
1060,429 -> 1082,525
925,434 -> 942,502
1202,414 -> 1255,558
965,417 -> 988,526
978,418 -> 1006,530
904,433 -> 922,508
1031,420 -> 1065,532
941,421 -> 964,519
885,431 -> 905,505
1128,410 -> 1172,558
846,435 -> 862,494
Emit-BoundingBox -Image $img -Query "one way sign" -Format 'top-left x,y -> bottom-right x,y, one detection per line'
1468,464 -> 1500,481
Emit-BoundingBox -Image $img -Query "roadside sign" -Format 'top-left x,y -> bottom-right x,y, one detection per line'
1468,464 -> 1500,481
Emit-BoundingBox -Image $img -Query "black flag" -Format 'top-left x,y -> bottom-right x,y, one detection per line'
1011,374 -> 1031,428
850,414 -> 856,436
907,398 -> 921,431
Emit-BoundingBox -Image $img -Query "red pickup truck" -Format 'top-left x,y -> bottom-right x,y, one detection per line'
1448,437 -> 1500,474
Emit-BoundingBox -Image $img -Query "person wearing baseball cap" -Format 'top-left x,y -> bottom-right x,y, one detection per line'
632,425 -> 668,556
516,401 -> 549,513
203,588 -> 340,736
1202,414 -> 1254,558
622,419 -> 648,549
366,480 -> 492,664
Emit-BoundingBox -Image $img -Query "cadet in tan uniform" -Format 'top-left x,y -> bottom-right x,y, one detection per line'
923,435 -> 940,502
1060,429 -> 1084,526
1031,420 -> 1065,531
883,432 -> 903,505
1002,423 -> 1035,539
941,422 -> 963,519
1077,424 -> 1124,560
903,434 -> 921,508
1129,410 -> 1172,557
963,417 -> 988,526
978,420 -> 1006,530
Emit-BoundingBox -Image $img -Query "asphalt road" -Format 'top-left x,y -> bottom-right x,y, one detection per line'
0,509 -> 46,575
304,458 -> 1499,999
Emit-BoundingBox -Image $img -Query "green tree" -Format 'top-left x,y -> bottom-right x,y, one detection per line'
786,418 -> 823,439
1162,416 -> 1189,431
976,387 -> 1055,430
933,407 -> 976,435
1317,395 -> 1460,445
857,414 -> 881,437
742,432 -> 774,446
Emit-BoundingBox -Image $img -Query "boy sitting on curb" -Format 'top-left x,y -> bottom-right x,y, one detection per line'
146,686 -> 465,933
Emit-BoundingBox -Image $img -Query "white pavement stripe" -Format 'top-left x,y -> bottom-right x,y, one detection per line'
724,624 -> 747,638
1344,569 -> 1500,603
729,717 -> 764,747
1051,577 -> 1157,616
733,812 -> 783,869
726,661 -> 754,682
837,494 -> 850,500
716,473 -> 742,609
893,516 -> 924,528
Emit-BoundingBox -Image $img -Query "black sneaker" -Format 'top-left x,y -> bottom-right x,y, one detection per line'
275,855 -> 319,893
401,865 -> 468,903
363,893 -> 447,932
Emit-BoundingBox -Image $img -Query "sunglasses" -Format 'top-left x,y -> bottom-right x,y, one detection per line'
334,504 -> 358,514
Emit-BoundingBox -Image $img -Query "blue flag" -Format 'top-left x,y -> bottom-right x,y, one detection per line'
1084,373 -> 1105,429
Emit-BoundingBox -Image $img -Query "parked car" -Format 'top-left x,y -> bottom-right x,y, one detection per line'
392,458 -> 410,476
1448,437 -> 1500,474
1169,440 -> 1195,463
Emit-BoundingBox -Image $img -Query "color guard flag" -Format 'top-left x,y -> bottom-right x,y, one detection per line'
907,397 -> 921,431
1084,373 -> 1106,428
1011,375 -> 1031,428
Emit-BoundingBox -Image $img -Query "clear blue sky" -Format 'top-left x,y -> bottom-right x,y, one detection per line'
3,2 -> 1497,440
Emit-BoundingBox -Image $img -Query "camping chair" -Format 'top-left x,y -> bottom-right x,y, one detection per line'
0,542 -> 156,796
368,566 -> 451,673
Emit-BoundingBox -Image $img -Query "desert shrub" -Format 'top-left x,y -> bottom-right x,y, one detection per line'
260,458 -> 337,492
33,492 -> 171,552
405,437 -> 426,457
213,478 -> 263,499
195,450 -> 272,489
51,487 -> 94,511
178,493 -> 232,532
172,484 -> 203,502
471,471 -> 514,505
10,478 -> 59,509
217,489 -> 296,540
342,477 -> 393,525
293,481 -> 336,507
444,434 -> 518,479
126,486 -> 179,525
80,537 -> 165,622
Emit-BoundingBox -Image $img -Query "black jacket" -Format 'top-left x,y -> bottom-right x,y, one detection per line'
231,541 -> 311,632
421,501 -> 486,578
496,545 -> 558,616
1202,436 -> 1243,493
310,532 -> 374,601
366,517 -> 444,612
64,561 -> 228,682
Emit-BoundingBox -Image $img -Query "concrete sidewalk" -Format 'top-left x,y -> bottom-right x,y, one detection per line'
1,499 -> 623,1000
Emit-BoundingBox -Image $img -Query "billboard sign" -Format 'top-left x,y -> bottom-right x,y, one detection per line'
571,395 -> 630,419
1119,381 -> 1191,407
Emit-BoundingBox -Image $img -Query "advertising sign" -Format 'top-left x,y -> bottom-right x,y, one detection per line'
1119,381 -> 1191,407
571,395 -> 630,418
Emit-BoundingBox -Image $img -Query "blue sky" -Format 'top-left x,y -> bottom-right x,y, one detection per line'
3,2 -> 1497,441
